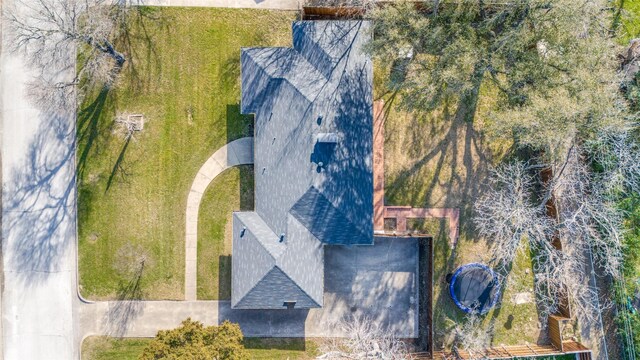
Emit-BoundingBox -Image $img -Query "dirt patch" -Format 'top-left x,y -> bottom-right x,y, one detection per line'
87,232 -> 99,244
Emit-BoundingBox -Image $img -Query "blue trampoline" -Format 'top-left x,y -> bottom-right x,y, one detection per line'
449,263 -> 500,314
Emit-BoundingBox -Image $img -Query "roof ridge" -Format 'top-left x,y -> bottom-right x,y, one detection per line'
242,48 -> 326,104
273,265 -> 321,308
290,186 -> 370,245
235,212 -> 284,260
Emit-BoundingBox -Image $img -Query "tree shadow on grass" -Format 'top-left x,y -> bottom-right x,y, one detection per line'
105,135 -> 132,192
384,97 -> 499,244
116,6 -> 169,94
77,87 -> 114,180
102,264 -> 146,337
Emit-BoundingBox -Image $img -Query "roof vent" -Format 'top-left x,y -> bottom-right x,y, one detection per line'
283,301 -> 296,309
240,226 -> 247,238
279,233 -> 285,243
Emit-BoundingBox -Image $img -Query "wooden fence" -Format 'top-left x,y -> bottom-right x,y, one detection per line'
420,342 -> 591,359
405,166 -> 593,358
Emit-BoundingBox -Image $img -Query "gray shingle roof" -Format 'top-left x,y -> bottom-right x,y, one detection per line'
290,186 -> 370,245
232,20 -> 373,310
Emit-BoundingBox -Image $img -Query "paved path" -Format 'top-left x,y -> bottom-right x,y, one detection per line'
373,100 -> 385,231
185,138 -> 253,301
1,3 -> 79,359
140,0 -> 300,9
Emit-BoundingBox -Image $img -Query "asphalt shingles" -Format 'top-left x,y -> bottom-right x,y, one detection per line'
232,20 -> 373,309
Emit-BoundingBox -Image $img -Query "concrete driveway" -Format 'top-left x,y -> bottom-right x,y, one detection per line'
80,237 -> 419,340
307,236 -> 418,338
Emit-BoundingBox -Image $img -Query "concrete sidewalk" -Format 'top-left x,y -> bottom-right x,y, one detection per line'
185,137 -> 253,301
139,0 -> 300,9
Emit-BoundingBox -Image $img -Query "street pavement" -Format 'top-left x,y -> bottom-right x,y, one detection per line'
1,16 -> 80,360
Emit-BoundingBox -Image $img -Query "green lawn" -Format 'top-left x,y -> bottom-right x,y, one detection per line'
197,166 -> 253,300
615,0 -> 640,44
242,338 -> 320,360
82,337 -> 150,360
77,8 -> 296,300
82,337 -> 319,360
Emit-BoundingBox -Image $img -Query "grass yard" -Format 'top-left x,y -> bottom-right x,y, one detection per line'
376,58 -> 541,348
615,0 -> 640,44
82,337 -> 150,360
81,337 -> 319,360
242,338 -> 320,360
197,166 -> 253,300
77,7 -> 296,300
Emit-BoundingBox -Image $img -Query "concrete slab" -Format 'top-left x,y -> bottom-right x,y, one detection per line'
199,157 -> 226,181
229,137 -> 254,164
211,146 -> 230,168
312,237 -> 419,338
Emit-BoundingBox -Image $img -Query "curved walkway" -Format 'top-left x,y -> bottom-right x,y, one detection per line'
184,137 -> 253,301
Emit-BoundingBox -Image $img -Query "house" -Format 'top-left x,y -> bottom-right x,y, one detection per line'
231,20 -> 373,309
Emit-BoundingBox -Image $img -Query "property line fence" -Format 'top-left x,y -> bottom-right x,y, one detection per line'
615,273 -> 637,360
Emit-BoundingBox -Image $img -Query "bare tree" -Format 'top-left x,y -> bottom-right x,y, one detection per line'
474,145 -> 626,323
553,146 -> 625,279
474,161 -> 554,271
113,242 -> 151,279
587,129 -> 640,196
114,113 -> 144,140
3,0 -> 134,111
451,311 -> 493,359
317,315 -> 412,360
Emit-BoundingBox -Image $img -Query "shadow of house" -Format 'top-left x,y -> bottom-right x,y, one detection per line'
230,20 -> 374,311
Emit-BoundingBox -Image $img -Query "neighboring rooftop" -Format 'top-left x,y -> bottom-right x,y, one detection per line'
232,20 -> 373,309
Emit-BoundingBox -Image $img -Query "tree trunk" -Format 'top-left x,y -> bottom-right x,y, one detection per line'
103,40 -> 126,67
455,60 -> 485,123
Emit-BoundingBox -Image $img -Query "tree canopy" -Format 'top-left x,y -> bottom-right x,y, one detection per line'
369,0 -> 630,159
369,0 -> 640,327
139,319 -> 248,360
